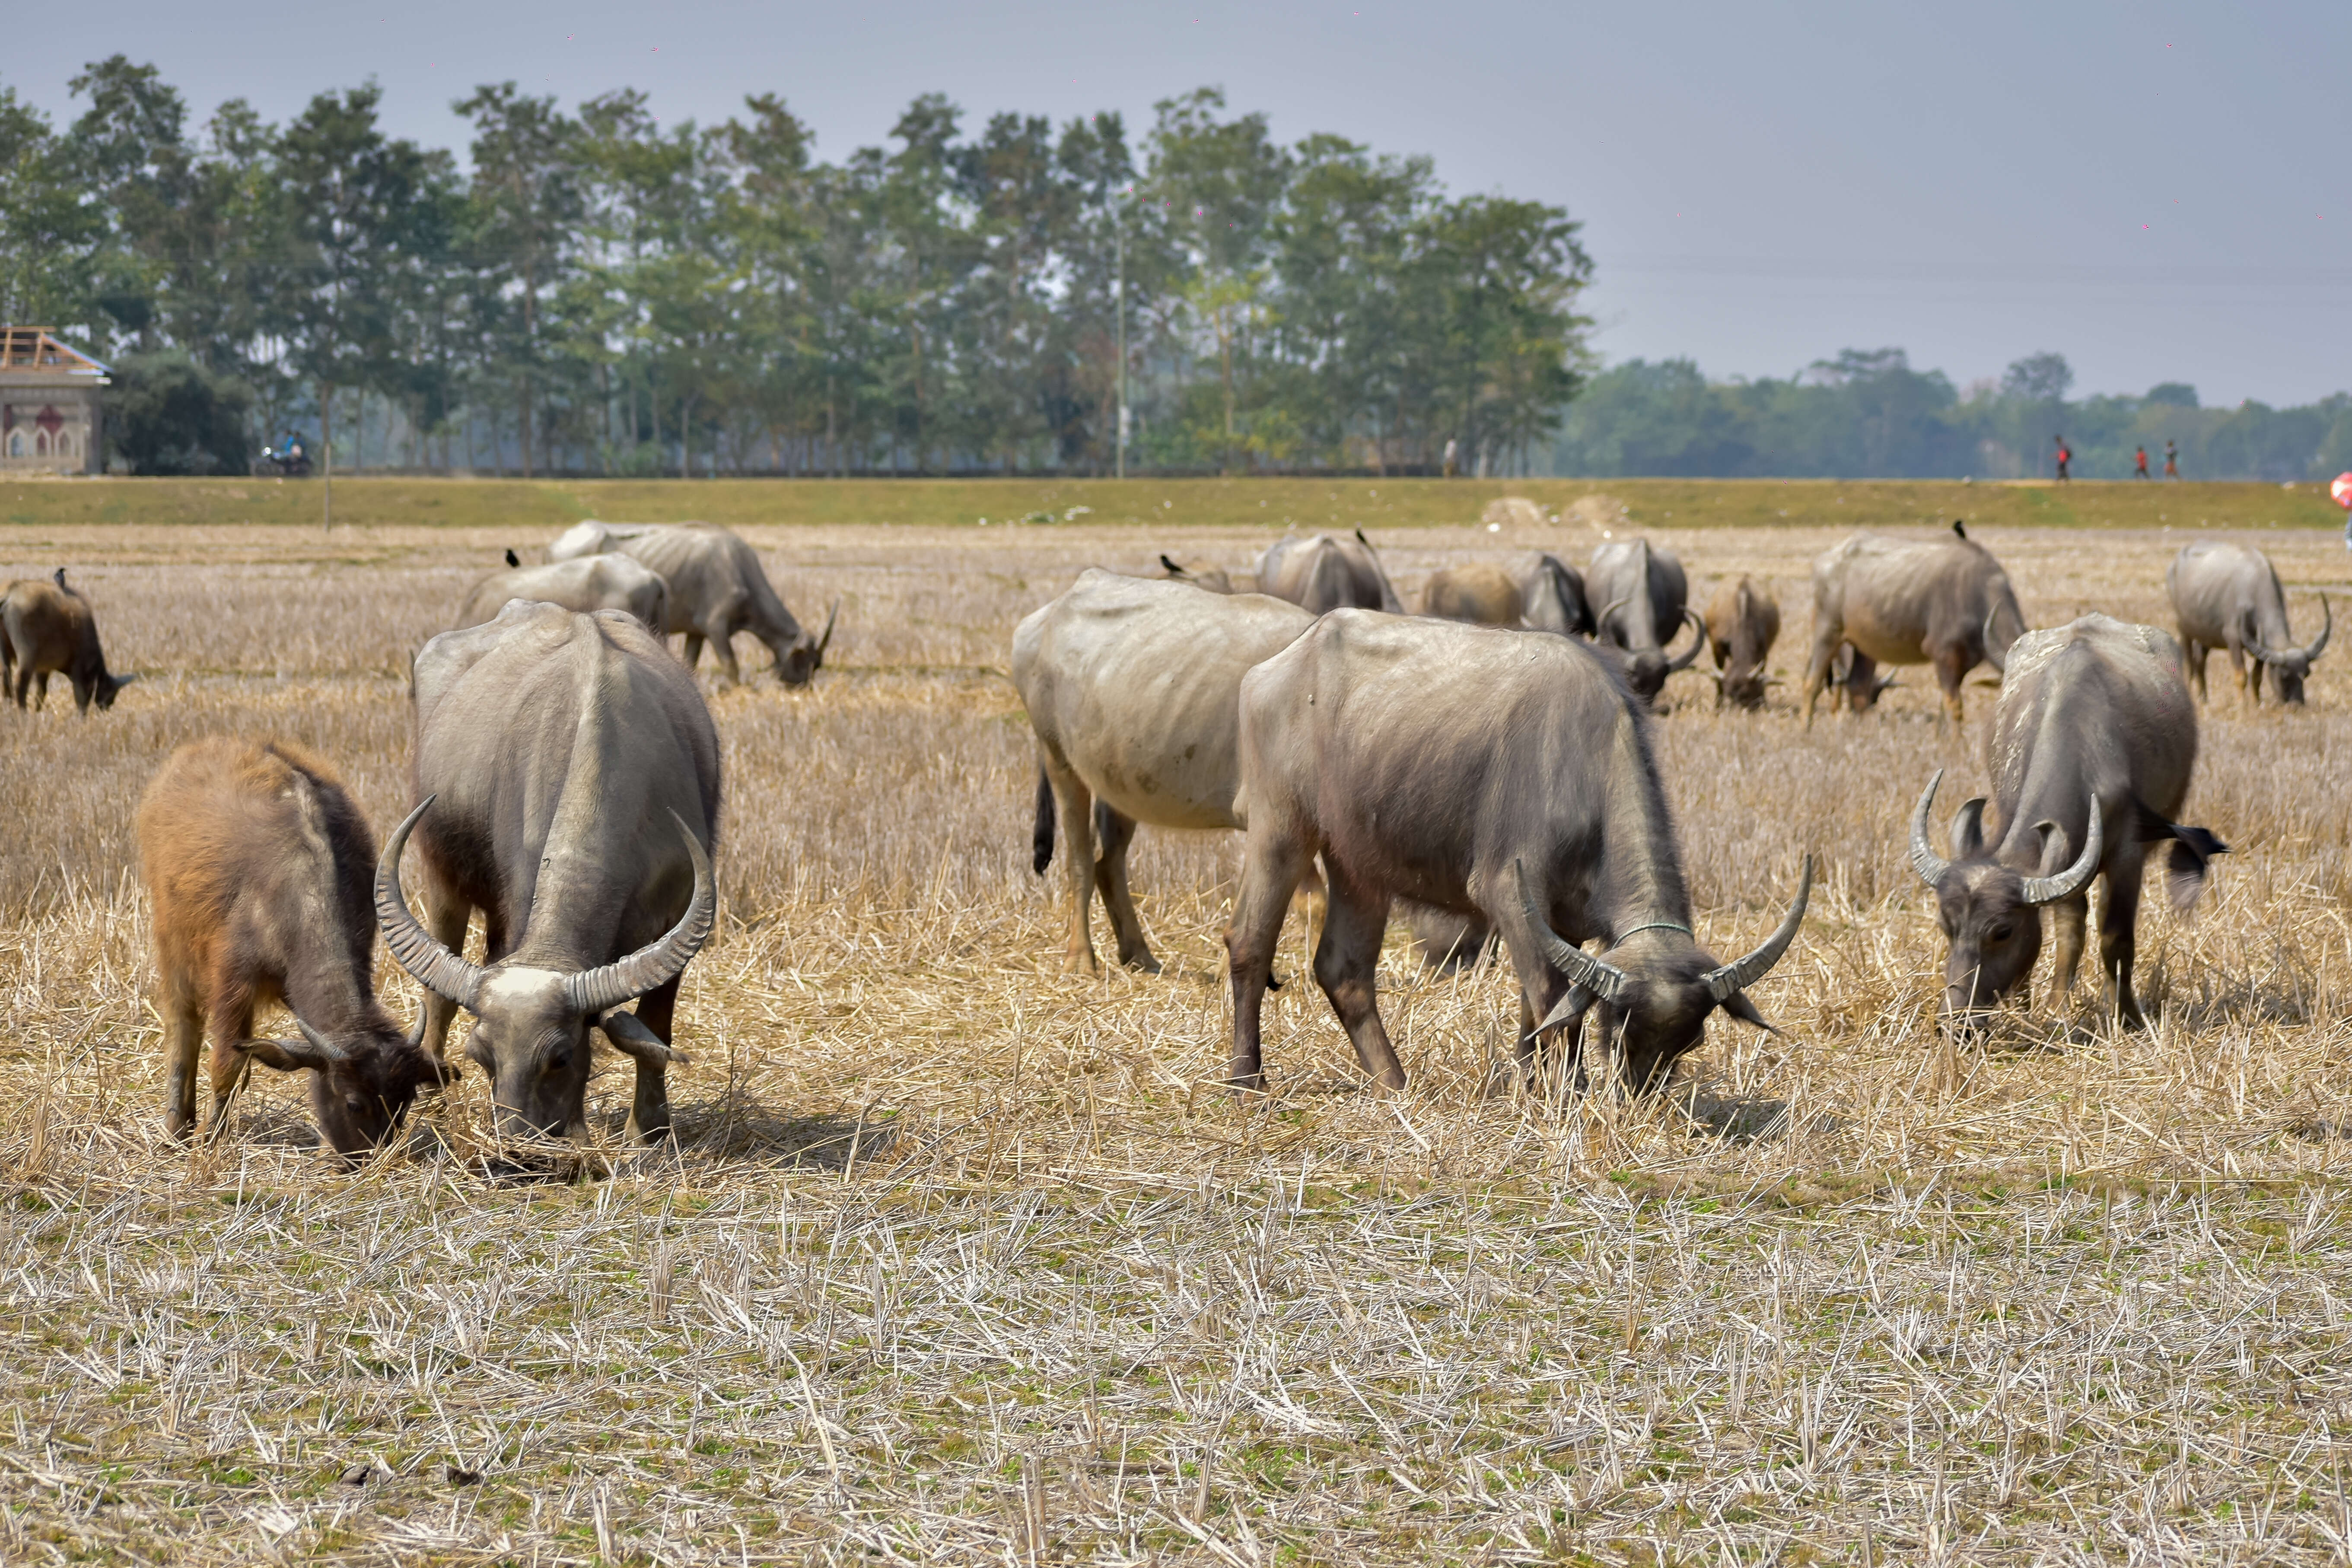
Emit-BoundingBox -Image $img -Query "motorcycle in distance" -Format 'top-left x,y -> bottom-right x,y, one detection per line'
255,436 -> 312,477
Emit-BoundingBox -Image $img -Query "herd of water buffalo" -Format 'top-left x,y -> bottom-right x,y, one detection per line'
0,514 -> 2331,1161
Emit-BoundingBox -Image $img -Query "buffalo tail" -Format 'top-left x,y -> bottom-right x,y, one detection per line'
2133,797 -> 2228,911
1032,768 -> 1056,875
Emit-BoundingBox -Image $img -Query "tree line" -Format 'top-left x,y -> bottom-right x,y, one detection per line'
0,59 -> 1595,477
1552,348 -> 2352,483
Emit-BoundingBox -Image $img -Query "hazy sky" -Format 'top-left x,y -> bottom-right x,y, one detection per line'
13,1 -> 2350,405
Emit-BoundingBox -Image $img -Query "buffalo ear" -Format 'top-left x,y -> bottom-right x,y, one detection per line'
236,1037 -> 333,1073
2031,820 -> 2073,877
1719,990 -> 1781,1035
1952,798 -> 1989,857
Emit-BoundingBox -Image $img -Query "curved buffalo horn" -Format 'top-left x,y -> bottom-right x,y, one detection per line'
293,1017 -> 350,1065
561,811 -> 716,1017
813,598 -> 840,667
2306,593 -> 2330,661
1595,595 -> 1631,630
1666,607 -> 1707,671
1979,607 -> 2008,675
1909,770 -> 1952,888
1511,860 -> 1629,1004
2019,804 -> 2103,906
375,796 -> 487,1011
599,1007 -> 687,1069
1700,855 -> 1813,1003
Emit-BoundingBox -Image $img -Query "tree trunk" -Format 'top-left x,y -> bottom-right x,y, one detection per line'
518,377 -> 534,480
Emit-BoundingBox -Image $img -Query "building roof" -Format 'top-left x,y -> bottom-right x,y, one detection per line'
0,328 -> 111,378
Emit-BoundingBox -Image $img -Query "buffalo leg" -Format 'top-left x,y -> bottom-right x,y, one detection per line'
1493,897 -> 1588,1094
2224,640 -> 2252,705
32,671 -> 49,711
204,993 -> 258,1143
680,633 -> 706,672
1932,649 -> 1970,725
1224,826 -> 1314,1090
2097,850 -> 2148,1028
1312,868 -> 1404,1092
1091,804 -> 1160,974
1039,750 -> 1101,974
704,623 -> 744,684
624,975 -> 680,1142
160,978 -> 204,1143
2182,639 -> 2209,702
1799,633 -> 1843,725
1840,650 -> 1881,714
2048,892 -> 2089,1003
416,887 -> 474,1061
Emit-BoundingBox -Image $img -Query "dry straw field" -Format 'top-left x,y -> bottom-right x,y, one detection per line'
0,483 -> 2348,1565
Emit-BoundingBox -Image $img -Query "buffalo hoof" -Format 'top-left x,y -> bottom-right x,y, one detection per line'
1118,950 -> 1163,976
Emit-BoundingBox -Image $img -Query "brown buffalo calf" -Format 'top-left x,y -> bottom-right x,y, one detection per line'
1,573 -> 132,714
137,738 -> 450,1157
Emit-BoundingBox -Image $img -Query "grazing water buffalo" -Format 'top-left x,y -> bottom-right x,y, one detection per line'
1015,569 -> 1314,973
1908,614 -> 2225,1030
1158,554 -> 1233,593
1226,612 -> 1811,1093
453,555 -> 670,633
2166,541 -> 2330,706
1256,530 -> 1404,614
553,522 -> 836,685
138,738 -> 451,1156
1516,552 -> 1595,637
1586,539 -> 1705,703
378,602 -> 720,1145
1703,577 -> 1782,709
1421,563 -> 1521,625
1801,530 -> 2027,724
1,574 -> 132,713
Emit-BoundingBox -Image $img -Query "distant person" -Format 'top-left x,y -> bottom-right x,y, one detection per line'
2135,445 -> 2150,479
1442,437 -> 1459,478
2053,436 -> 2071,483
2164,439 -> 2179,479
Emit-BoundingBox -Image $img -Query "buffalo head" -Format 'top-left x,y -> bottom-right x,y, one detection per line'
1907,770 -> 2101,1027
236,1014 -> 455,1160
374,797 -> 713,1141
1515,856 -> 1812,1091
777,598 -> 840,687
2250,592 -> 2330,705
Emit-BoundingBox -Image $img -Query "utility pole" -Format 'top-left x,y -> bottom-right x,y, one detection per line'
1114,191 -> 1128,480
321,383 -> 333,533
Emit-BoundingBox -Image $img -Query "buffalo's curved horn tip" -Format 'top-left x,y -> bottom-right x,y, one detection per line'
1595,595 -> 1631,629
1667,607 -> 1707,671
815,598 -> 840,665
1701,855 -> 1813,1002
1909,770 -> 1951,888
1511,859 -> 1628,1004
293,1017 -> 350,1065
563,811 -> 715,1016
2307,593 -> 2331,661
375,796 -> 488,1009
2019,804 -> 2104,906
599,1007 -> 687,1068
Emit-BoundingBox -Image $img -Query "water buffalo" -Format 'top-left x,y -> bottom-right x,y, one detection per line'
1158,554 -> 1234,593
377,601 -> 720,1145
2165,541 -> 2330,706
1908,614 -> 2225,1031
1586,539 -> 1705,703
1703,577 -> 1782,709
1226,612 -> 1811,1093
1801,530 -> 2027,724
1015,569 -> 1315,973
138,738 -> 452,1156
1256,530 -> 1404,614
551,522 -> 836,685
1421,563 -> 1521,625
1,574 -> 132,713
453,555 -> 670,633
1516,552 -> 1595,637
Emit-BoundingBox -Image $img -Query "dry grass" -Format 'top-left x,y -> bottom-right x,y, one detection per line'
1,506 -> 2349,1565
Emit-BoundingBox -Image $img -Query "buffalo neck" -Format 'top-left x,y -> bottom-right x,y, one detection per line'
1595,703 -> 1694,935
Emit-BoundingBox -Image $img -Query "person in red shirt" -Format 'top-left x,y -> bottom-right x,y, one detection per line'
2054,436 -> 2071,482
2135,445 -> 2150,479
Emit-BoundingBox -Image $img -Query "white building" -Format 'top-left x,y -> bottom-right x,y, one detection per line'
0,328 -> 108,475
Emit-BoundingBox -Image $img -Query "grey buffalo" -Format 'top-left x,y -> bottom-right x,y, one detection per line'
1702,576 -> 1782,709
1256,530 -> 1404,614
453,554 -> 669,633
1908,614 -> 2225,1030
2165,541 -> 2330,706
1420,563 -> 1521,625
1226,612 -> 1811,1094
1586,539 -> 1705,703
1516,552 -> 1595,637
376,602 -> 721,1145
1014,569 -> 1314,974
1800,530 -> 2027,724
551,522 -> 836,685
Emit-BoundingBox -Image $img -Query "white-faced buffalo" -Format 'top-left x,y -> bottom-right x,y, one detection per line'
138,738 -> 450,1156
1801,530 -> 2026,725
453,555 -> 670,633
2165,541 -> 2330,706
1226,612 -> 1811,1093
1256,530 -> 1404,614
1586,539 -> 1705,703
1014,569 -> 1314,973
377,602 -> 720,1145
1158,554 -> 1234,593
1703,577 -> 1782,710
1516,552 -> 1595,637
554,522 -> 836,685
1420,563 -> 1521,625
2,574 -> 132,713
1908,614 -> 2225,1031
